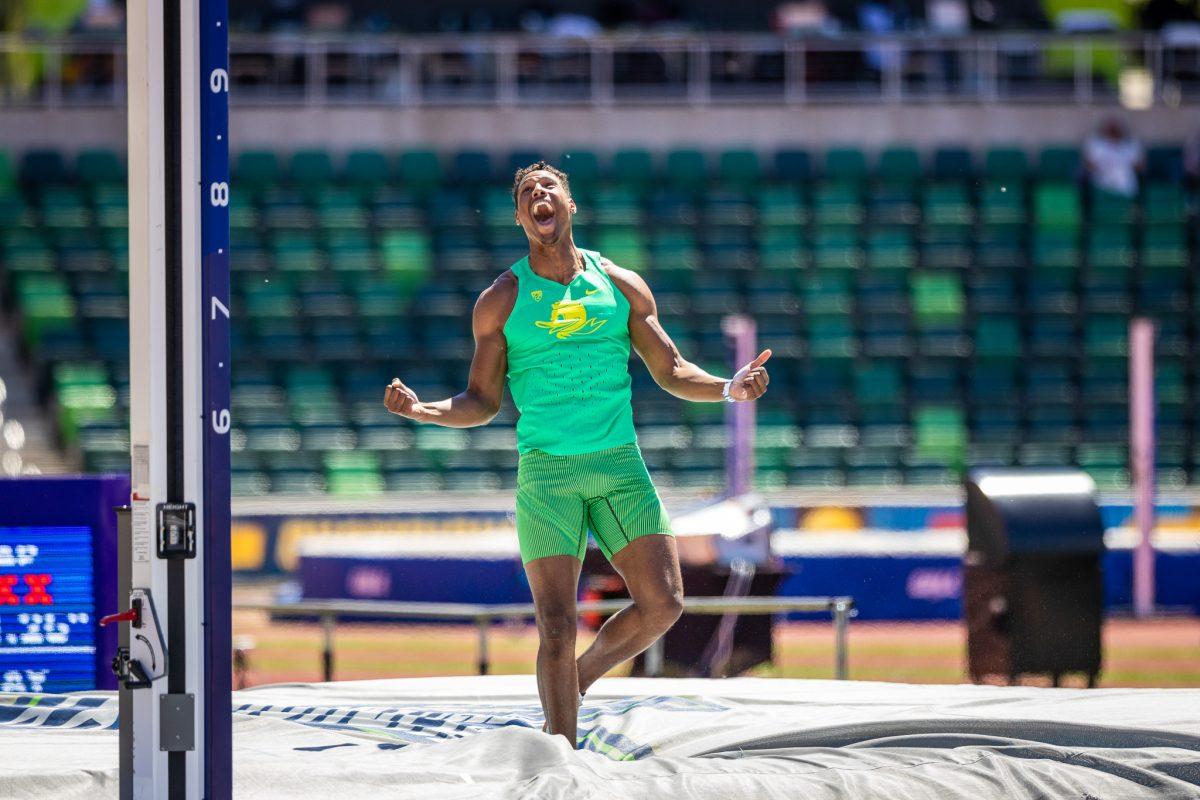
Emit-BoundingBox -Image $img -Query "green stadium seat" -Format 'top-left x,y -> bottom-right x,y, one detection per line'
868,183 -> 919,225
453,150 -> 492,184
1033,183 -> 1081,229
0,152 -> 14,190
1038,146 -> 1080,181
912,405 -> 966,461
979,182 -> 1026,227
773,149 -> 811,182
758,228 -> 807,271
1142,183 -> 1186,225
758,186 -> 807,226
317,190 -> 369,231
923,184 -> 973,226
854,360 -> 904,406
1083,315 -> 1128,357
983,147 -> 1028,181
1086,226 -> 1134,271
289,150 -> 334,189
1145,145 -> 1183,181
15,274 -> 77,347
398,149 -> 442,191
717,149 -> 759,188
912,273 -> 964,321
611,149 -> 654,189
812,183 -> 865,226
969,316 -> 1017,359
75,149 -> 124,185
234,150 -> 280,190
866,230 -> 916,270
806,317 -> 857,358
1089,190 -> 1135,225
823,147 -> 867,182
559,149 -> 601,189
813,228 -> 863,271
877,147 -> 922,184
596,227 -> 647,267
21,150 -> 68,184
932,147 -> 972,179
343,149 -> 391,190
664,149 -> 707,192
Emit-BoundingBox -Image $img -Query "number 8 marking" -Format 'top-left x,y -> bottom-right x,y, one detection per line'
210,182 -> 229,207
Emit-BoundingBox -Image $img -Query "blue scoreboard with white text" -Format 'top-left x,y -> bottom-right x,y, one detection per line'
0,477 -> 127,692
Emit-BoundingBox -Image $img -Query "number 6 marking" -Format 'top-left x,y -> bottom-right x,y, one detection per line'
212,409 -> 231,434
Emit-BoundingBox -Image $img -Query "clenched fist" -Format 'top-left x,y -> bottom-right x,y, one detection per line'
383,378 -> 422,419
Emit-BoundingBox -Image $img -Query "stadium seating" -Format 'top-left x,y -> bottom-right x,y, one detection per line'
0,144 -> 1195,493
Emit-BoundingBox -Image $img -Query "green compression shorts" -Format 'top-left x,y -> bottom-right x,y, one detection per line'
515,442 -> 674,564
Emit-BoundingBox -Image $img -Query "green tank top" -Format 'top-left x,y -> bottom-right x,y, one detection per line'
503,248 -> 637,455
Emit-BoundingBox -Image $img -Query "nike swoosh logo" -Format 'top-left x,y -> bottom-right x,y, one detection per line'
585,288 -> 599,295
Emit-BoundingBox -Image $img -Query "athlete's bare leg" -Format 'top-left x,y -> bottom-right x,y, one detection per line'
576,534 -> 683,694
524,554 -> 583,745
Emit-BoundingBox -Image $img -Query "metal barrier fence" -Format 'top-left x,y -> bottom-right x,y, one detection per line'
2,32 -> 1198,108
233,595 -> 855,681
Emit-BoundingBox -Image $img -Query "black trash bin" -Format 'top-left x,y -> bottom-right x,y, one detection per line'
964,468 -> 1105,687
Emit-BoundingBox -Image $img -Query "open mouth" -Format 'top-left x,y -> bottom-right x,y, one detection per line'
531,200 -> 556,231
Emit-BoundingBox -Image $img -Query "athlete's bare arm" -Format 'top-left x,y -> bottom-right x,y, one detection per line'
383,271 -> 517,426
601,259 -> 770,402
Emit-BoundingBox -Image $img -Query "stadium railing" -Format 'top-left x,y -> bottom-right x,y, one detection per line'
1,32 -> 1197,108
233,595 -> 856,681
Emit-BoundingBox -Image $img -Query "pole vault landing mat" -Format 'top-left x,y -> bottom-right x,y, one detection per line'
2,676 -> 1199,799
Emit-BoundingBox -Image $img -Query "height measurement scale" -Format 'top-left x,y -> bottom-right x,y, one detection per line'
200,0 -> 232,794
122,1 -> 231,798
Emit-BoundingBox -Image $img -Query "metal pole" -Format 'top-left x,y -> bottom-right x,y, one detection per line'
722,315 -> 757,497
1130,318 -> 1157,618
320,613 -> 335,682
117,506 -> 133,800
476,617 -> 490,675
833,601 -> 850,680
644,639 -> 664,677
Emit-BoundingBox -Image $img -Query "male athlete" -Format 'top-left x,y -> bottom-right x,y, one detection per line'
383,162 -> 771,746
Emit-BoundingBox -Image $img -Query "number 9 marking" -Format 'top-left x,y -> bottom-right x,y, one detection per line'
212,410 -> 231,434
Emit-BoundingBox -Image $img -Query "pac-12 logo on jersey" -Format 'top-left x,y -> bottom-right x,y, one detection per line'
535,299 -> 607,339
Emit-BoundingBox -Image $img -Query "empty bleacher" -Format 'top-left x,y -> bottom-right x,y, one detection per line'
0,144 -> 1195,494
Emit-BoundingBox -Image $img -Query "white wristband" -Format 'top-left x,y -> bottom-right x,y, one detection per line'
722,379 -> 736,403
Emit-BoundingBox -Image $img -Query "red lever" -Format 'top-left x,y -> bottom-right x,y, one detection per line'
100,608 -> 140,627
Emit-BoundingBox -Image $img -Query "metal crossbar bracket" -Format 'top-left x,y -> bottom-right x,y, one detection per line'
159,694 -> 195,752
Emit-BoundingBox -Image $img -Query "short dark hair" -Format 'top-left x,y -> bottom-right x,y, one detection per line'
511,161 -> 571,206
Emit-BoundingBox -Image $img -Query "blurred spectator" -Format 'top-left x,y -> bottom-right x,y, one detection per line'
305,2 -> 351,32
80,0 -> 122,31
1083,117 -> 1145,198
771,2 -> 840,35
546,13 -> 604,37
927,0 -> 971,32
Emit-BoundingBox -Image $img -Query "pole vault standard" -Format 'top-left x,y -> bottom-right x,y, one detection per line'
117,1 -> 231,798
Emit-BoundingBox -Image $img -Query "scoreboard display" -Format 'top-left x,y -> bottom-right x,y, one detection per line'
0,526 -> 96,692
0,476 -> 127,692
